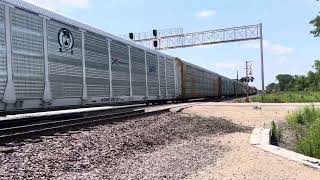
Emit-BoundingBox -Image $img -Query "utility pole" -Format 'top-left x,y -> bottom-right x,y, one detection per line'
237,70 -> 239,81
260,23 -> 265,93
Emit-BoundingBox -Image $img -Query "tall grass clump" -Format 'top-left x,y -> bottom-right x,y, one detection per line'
295,120 -> 320,158
251,91 -> 320,103
271,121 -> 281,145
287,106 -> 320,159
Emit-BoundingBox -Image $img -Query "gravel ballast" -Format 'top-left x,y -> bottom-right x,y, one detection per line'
0,112 -> 251,180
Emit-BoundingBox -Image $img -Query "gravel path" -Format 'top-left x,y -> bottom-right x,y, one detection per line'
183,103 -> 300,128
0,112 -> 251,180
184,103 -> 320,180
187,132 -> 320,180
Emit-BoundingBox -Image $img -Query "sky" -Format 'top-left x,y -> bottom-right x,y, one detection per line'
24,0 -> 320,89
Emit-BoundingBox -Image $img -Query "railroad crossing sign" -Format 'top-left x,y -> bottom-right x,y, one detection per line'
111,57 -> 120,65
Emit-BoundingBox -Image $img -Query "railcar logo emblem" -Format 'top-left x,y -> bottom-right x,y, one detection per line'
58,28 -> 74,53
149,65 -> 156,73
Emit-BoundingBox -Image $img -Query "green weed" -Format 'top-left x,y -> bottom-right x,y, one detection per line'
287,106 -> 320,159
251,91 -> 320,103
271,121 -> 281,145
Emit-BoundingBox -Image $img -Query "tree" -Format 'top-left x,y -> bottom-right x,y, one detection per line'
310,15 -> 320,37
313,59 -> 320,72
293,75 -> 308,91
306,71 -> 316,90
267,60 -> 320,92
310,0 -> 320,37
308,59 -> 320,90
266,82 -> 278,91
276,74 -> 294,91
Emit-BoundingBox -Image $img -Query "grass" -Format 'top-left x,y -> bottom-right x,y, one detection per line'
251,91 -> 320,103
270,121 -> 281,145
287,106 -> 320,159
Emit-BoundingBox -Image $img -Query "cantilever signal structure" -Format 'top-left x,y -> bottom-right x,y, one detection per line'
122,24 -> 265,92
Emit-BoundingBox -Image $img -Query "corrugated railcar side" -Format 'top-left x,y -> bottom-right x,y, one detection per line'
0,0 -> 178,112
176,58 -> 220,100
221,77 -> 234,96
0,0 -> 255,112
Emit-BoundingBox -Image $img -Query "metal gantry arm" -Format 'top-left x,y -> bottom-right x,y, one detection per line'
129,24 -> 261,50
120,27 -> 184,43
124,24 -> 265,91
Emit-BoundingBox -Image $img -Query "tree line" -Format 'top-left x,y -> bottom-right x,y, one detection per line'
267,60 -> 320,92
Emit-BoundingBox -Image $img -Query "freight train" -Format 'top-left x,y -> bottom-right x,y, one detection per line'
0,0 -> 256,112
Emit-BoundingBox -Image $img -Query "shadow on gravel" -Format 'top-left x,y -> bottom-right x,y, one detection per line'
277,121 -> 298,151
117,113 -> 253,150
0,112 -> 253,180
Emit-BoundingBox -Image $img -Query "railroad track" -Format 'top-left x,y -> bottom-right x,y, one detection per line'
0,105 -> 167,144
0,97 -> 248,145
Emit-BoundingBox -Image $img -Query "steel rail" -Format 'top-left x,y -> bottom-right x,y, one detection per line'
0,104 -> 147,129
0,106 -> 162,144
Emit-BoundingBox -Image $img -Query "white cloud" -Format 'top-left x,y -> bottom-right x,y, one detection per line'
195,9 -> 216,18
214,63 -> 239,70
24,0 -> 90,11
244,40 -> 294,55
278,57 -> 289,64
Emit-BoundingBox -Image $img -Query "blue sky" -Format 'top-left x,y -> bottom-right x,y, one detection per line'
25,0 -> 320,89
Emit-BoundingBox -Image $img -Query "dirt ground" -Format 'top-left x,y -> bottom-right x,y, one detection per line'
183,103 -> 301,128
183,103 -> 320,180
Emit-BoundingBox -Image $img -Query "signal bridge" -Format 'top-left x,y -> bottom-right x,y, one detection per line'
122,24 -> 261,50
121,24 -> 265,91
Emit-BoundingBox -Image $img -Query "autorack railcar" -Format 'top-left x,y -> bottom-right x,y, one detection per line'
0,0 -> 254,113
174,58 -> 252,101
175,58 -> 221,100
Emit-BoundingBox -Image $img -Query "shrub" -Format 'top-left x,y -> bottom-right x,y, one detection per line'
296,120 -> 320,159
287,106 -> 320,126
287,106 -> 320,159
271,121 -> 281,145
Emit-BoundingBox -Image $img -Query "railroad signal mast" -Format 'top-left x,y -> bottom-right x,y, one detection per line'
238,61 -> 254,100
124,24 -> 265,92
245,61 -> 253,100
